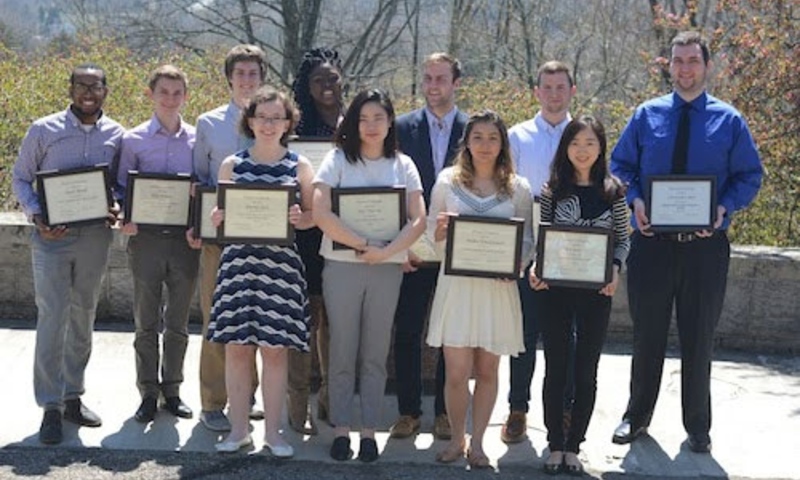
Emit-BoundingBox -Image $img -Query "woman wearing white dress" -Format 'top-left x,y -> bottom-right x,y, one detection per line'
426,110 -> 533,468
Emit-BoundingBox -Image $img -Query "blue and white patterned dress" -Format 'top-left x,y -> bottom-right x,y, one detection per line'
207,150 -> 310,351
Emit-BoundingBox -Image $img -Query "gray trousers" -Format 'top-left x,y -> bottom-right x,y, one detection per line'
32,224 -> 112,409
128,230 -> 200,399
322,260 -> 403,429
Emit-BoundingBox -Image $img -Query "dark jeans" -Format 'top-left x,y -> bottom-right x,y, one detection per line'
507,269 -> 544,413
393,266 -> 445,417
623,232 -> 730,436
540,286 -> 611,453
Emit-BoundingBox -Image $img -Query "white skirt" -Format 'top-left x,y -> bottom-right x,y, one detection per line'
426,266 -> 525,357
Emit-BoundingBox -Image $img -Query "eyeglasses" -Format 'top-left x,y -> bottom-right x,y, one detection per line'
252,116 -> 288,125
72,82 -> 106,95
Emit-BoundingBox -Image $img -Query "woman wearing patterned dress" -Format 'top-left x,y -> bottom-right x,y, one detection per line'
426,111 -> 533,468
312,89 -> 426,463
529,116 -> 630,475
207,87 -> 315,457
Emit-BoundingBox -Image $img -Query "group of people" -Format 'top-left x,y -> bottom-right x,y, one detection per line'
12,29 -> 762,474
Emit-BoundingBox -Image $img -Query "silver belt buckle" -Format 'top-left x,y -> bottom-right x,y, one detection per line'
676,232 -> 694,243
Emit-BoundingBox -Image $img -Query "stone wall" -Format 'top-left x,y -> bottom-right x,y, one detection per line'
1,212 -> 798,354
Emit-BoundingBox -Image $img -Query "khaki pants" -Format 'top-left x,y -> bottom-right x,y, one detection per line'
199,243 -> 258,411
287,294 -> 328,420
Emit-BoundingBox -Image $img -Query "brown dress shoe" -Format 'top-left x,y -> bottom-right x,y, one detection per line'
389,415 -> 421,438
501,411 -> 528,443
433,413 -> 452,440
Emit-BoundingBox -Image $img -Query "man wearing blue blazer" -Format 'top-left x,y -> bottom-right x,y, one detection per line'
390,52 -> 468,441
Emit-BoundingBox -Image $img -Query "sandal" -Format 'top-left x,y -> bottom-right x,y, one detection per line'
435,442 -> 465,463
466,448 -> 491,469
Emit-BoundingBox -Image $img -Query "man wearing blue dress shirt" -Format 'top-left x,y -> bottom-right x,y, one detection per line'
610,31 -> 763,453
192,44 -> 268,432
116,65 -> 200,424
12,63 -> 125,445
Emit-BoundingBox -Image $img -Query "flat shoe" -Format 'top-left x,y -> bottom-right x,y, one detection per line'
543,451 -> 564,475
265,441 -> 294,459
329,436 -> 353,461
215,435 -> 253,453
564,453 -> 584,476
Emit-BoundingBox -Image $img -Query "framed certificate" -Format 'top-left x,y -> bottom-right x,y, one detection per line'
409,233 -> 440,267
35,164 -> 112,227
444,215 -> 524,279
535,224 -> 613,289
646,175 -> 716,232
217,183 -> 296,245
331,186 -> 407,250
289,136 -> 334,173
124,172 -> 192,228
191,186 -> 218,241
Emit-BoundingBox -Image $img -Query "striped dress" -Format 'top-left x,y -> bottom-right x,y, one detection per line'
207,150 -> 310,351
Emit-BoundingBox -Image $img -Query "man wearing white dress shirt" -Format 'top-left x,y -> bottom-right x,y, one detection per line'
502,60 -> 576,443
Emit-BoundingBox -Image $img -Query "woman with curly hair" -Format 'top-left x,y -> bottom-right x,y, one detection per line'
287,47 -> 346,434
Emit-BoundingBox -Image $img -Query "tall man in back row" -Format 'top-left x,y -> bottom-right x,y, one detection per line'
610,31 -> 762,453
389,52 -> 468,440
502,60 -> 576,443
13,63 -> 125,445
193,44 -> 269,432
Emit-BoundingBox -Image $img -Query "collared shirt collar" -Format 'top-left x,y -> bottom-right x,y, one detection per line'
671,90 -> 707,111
533,111 -> 572,134
425,106 -> 458,130
146,114 -> 189,138
65,106 -> 104,130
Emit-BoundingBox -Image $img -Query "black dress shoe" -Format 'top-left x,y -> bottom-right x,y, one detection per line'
611,418 -> 647,444
357,438 -> 379,463
162,397 -> 193,419
39,409 -> 63,445
687,433 -> 712,453
64,399 -> 102,427
329,436 -> 353,461
134,397 -> 158,423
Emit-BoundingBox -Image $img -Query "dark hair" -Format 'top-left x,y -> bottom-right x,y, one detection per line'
671,30 -> 710,65
224,44 -> 268,86
239,87 -> 299,147
452,110 -> 515,198
334,88 -> 397,164
291,47 -> 345,136
547,115 -> 624,203
536,60 -> 573,88
70,63 -> 106,85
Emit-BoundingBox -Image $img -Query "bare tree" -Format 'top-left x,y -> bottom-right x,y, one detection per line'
62,0 -> 414,88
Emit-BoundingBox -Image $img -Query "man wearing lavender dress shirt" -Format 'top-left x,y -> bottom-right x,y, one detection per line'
116,65 -> 200,424
12,63 -> 124,445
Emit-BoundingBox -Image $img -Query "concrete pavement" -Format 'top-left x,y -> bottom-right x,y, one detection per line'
0,319 -> 798,479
